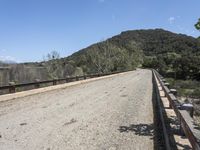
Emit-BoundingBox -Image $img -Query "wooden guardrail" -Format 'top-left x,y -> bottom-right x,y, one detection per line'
0,71 -> 123,95
153,70 -> 200,150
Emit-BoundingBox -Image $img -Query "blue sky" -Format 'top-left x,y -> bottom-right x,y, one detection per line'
0,0 -> 199,62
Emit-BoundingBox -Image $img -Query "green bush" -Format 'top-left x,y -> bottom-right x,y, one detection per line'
192,88 -> 200,98
166,78 -> 200,99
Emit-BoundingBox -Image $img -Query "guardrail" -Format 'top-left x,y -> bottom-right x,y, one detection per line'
152,70 -> 171,150
153,70 -> 200,150
0,71 -> 123,95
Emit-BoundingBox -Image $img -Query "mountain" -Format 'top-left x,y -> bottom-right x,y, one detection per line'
0,60 -> 17,64
1,29 -> 200,86
63,29 -> 200,79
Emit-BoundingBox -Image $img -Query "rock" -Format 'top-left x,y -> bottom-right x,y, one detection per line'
20,123 -> 27,126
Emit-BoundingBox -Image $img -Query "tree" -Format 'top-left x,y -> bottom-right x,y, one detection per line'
86,40 -> 141,73
44,51 -> 63,78
46,51 -> 60,60
195,18 -> 200,30
63,63 -> 75,76
9,64 -> 32,83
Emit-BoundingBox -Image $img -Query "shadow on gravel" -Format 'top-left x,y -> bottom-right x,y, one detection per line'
118,123 -> 154,137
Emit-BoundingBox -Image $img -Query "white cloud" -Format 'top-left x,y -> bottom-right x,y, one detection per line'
0,55 -> 19,63
168,17 -> 175,24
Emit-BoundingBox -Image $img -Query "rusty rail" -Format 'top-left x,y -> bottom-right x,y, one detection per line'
0,71 -> 123,95
153,70 -> 200,150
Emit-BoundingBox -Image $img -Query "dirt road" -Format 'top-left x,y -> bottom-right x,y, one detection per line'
0,69 -> 154,150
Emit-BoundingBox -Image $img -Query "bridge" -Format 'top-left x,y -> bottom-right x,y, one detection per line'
0,69 -> 199,149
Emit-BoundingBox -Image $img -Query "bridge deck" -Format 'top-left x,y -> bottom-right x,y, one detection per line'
0,69 -> 154,150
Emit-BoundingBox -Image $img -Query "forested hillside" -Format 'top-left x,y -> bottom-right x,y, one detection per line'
65,29 -> 200,79
1,29 -> 200,85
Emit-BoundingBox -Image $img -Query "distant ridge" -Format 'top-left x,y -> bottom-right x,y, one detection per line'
0,60 -> 17,64
62,28 -> 200,79
0,28 -> 200,86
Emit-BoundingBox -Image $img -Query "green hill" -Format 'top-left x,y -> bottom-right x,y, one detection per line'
64,29 -> 200,79
1,29 -> 200,85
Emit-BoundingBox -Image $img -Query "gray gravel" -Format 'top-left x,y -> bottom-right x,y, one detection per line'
0,69 -> 154,150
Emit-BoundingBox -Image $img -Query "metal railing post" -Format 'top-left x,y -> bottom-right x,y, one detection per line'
84,75 -> 86,80
76,76 -> 79,81
53,79 -> 57,85
9,82 -> 16,93
35,79 -> 40,88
